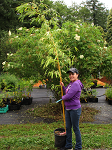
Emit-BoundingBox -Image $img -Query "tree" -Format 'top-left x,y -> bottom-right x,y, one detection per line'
66,2 -> 80,23
0,0 -> 56,72
16,1 -> 59,29
78,5 -> 91,22
86,0 -> 109,29
2,1 -> 111,98
106,9 -> 112,45
0,0 -> 29,31
52,1 -> 68,25
0,0 -> 54,31
0,0 -> 17,31
4,21 -> 110,90
0,30 -> 18,72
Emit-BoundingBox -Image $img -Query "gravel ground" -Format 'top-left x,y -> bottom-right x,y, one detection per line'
81,101 -> 112,124
81,88 -> 112,124
0,88 -> 112,125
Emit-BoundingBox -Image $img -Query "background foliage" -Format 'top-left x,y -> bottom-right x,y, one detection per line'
1,1 -> 111,99
106,9 -> 112,46
0,0 -> 111,74
0,0 -> 109,32
0,0 -> 112,99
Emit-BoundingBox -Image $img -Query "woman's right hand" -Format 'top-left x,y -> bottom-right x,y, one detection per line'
60,82 -> 64,87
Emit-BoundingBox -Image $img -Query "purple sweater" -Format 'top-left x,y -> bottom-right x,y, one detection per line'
62,80 -> 83,110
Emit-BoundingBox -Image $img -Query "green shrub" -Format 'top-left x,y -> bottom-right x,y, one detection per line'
105,87 -> 112,99
0,73 -> 19,91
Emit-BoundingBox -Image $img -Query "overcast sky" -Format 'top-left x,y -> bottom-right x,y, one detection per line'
52,0 -> 112,10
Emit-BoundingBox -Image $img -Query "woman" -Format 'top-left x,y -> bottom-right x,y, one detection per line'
60,68 -> 83,150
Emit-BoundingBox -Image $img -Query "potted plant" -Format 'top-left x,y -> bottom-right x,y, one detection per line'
91,79 -> 98,88
104,83 -> 111,89
7,90 -> 22,110
80,78 -> 95,103
18,79 -> 33,105
105,88 -> 112,105
87,89 -> 98,103
96,83 -> 104,88
0,76 -> 34,110
80,90 -> 89,103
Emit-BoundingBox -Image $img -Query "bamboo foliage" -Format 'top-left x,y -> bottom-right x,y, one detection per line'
16,1 -> 59,28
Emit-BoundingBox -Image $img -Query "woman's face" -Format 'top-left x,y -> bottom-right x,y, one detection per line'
69,72 -> 78,82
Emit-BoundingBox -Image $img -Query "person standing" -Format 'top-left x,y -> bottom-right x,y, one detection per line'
60,68 -> 83,150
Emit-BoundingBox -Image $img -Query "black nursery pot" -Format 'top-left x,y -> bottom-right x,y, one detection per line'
108,99 -> 112,105
54,128 -> 66,148
89,97 -> 98,103
8,101 -> 21,111
80,98 -> 89,103
21,97 -> 32,105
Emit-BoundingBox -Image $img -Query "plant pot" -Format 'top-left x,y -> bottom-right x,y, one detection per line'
54,128 -> 66,148
88,97 -> 98,103
8,101 -> 21,111
21,97 -> 32,105
0,105 -> 8,113
80,98 -> 88,103
96,86 -> 104,88
108,99 -> 112,105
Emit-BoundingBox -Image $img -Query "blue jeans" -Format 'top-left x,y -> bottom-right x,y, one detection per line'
65,108 -> 82,149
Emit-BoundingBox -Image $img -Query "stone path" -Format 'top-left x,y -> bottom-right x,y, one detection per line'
0,88 -> 112,124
